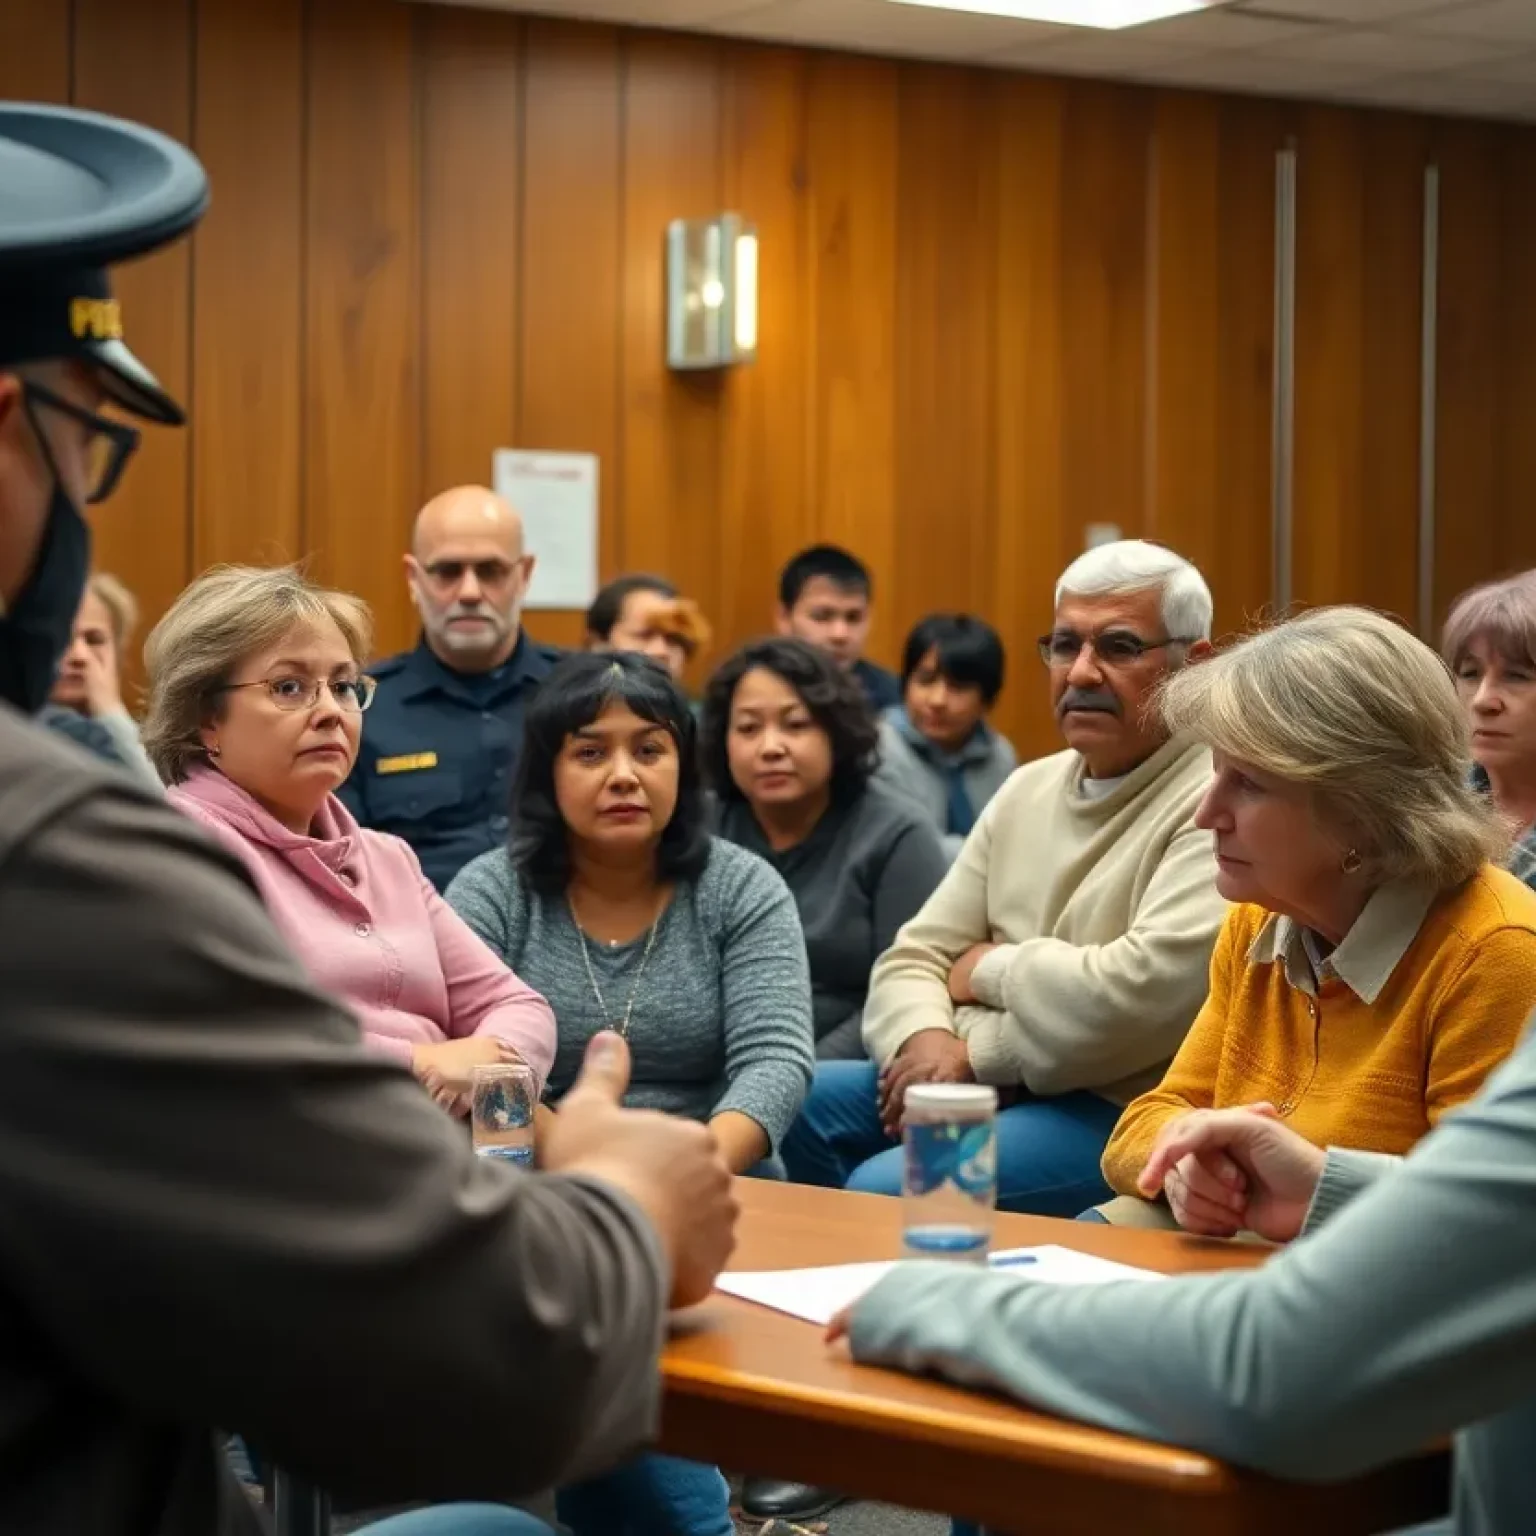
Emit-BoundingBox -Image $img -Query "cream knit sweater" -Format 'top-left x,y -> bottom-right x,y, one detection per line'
861,735 -> 1226,1105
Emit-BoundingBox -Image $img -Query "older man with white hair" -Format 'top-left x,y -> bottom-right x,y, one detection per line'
782,539 -> 1228,1217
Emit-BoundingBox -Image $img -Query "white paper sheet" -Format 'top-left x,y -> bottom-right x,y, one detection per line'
715,1245 -> 1162,1326
491,449 -> 599,610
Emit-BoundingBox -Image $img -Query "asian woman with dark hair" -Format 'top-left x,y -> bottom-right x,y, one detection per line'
703,638 -> 948,1061
875,613 -> 1018,860
446,651 -> 815,1536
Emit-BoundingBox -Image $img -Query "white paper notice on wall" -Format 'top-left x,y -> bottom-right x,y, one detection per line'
492,449 -> 600,610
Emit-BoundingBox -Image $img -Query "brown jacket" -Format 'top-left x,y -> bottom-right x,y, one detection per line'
0,706 -> 668,1535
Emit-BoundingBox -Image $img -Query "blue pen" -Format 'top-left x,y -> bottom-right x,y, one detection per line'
988,1254 -> 1038,1270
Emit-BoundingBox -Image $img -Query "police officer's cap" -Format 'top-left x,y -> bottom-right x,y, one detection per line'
0,103 -> 209,426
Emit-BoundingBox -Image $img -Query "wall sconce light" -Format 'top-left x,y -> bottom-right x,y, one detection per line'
665,214 -> 758,370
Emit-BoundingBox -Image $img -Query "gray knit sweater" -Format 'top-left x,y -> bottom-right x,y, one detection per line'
446,837 -> 814,1152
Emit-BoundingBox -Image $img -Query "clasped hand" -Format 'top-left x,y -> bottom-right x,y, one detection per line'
1137,1103 -> 1327,1242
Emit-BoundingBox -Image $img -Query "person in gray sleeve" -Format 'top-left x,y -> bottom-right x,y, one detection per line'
449,650 -> 815,1536
835,1018 -> 1536,1536
704,637 -> 948,1062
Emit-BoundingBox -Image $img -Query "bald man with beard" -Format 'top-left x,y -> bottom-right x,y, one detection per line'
339,486 -> 563,890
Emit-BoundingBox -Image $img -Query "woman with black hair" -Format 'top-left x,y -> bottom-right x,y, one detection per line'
702,638 -> 948,1062
446,651 -> 813,1536
875,613 -> 1018,860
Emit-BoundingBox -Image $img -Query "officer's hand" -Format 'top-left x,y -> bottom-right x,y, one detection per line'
542,1032 -> 738,1309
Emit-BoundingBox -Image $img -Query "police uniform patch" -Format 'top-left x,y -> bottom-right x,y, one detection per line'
376,751 -> 439,775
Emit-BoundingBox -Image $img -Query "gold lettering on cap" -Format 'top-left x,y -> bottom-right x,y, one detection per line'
70,298 -> 124,342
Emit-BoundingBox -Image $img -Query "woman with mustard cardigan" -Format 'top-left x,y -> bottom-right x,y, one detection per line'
1094,606 -> 1536,1235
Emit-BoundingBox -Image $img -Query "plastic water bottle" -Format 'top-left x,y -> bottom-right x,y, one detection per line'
470,1062 -> 537,1167
901,1083 -> 998,1261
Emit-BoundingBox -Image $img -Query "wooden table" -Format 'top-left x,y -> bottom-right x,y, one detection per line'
659,1180 -> 1448,1536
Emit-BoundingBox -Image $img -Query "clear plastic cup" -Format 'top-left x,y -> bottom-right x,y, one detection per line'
901,1082 -> 998,1262
469,1062 -> 538,1168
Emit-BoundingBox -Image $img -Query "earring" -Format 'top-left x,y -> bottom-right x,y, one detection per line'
206,743 -> 221,759
1341,848 -> 1362,874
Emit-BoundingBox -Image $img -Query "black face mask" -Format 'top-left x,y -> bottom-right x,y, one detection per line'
0,473 -> 91,715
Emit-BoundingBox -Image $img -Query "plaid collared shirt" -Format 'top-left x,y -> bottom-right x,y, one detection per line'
1473,764 -> 1536,892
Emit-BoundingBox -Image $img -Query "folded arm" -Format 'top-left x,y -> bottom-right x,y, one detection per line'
861,802 -> 1000,1066
962,822 -> 1224,1095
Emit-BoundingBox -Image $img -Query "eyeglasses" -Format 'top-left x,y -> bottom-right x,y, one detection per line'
22,381 -> 142,504
422,559 -> 520,588
1037,630 -> 1193,668
216,675 -> 377,713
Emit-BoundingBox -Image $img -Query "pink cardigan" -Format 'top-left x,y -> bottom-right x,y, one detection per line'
169,765 -> 555,1087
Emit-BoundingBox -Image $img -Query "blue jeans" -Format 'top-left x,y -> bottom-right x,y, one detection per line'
556,1454 -> 733,1536
358,1509 -> 555,1536
782,1060 -> 1121,1217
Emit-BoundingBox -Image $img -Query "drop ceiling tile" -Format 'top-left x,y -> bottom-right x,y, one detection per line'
1401,0 -> 1536,42
1258,23 -> 1509,69
992,30 -> 1200,68
1157,48 -> 1384,88
1130,8 -> 1325,46
1231,0 -> 1470,21
711,0 -> 1070,56
1348,67 -> 1536,113
1453,47 -> 1536,83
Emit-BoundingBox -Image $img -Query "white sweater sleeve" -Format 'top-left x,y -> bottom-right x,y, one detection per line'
962,820 -> 1226,1095
849,1022 -> 1536,1484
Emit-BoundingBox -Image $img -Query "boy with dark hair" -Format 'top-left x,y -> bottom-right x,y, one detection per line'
775,544 -> 900,712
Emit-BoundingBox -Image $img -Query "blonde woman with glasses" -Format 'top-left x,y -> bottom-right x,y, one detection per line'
143,565 -> 555,1113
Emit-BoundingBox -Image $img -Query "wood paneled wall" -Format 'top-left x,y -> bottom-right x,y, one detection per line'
5,0 -> 1536,756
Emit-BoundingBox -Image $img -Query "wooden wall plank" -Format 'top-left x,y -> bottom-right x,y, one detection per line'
1433,119 -> 1503,624
1496,129 -> 1536,580
1211,96 -> 1279,636
420,4 -> 522,498
804,50 -> 900,673
1356,111 -> 1425,625
893,64 -> 998,625
994,73 -> 1066,760
1057,80 -> 1151,546
1292,105 -> 1367,611
718,44 -> 811,649
517,18 -> 623,653
1147,93 -> 1221,584
0,0 -> 70,100
618,27 -> 724,678
72,0 -> 193,687
191,0 -> 304,572
303,0 -> 420,657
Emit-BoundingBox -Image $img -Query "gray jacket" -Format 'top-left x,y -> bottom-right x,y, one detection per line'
0,704 -> 668,1536
873,708 -> 1017,861
850,1011 -> 1536,1536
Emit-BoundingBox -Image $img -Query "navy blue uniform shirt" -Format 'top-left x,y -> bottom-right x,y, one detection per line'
339,633 -> 561,891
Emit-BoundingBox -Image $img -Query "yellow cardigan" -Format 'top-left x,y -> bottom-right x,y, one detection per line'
1101,865 -> 1536,1198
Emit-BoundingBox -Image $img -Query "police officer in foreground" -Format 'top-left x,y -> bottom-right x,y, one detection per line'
341,486 -> 561,892
0,103 -> 735,1536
